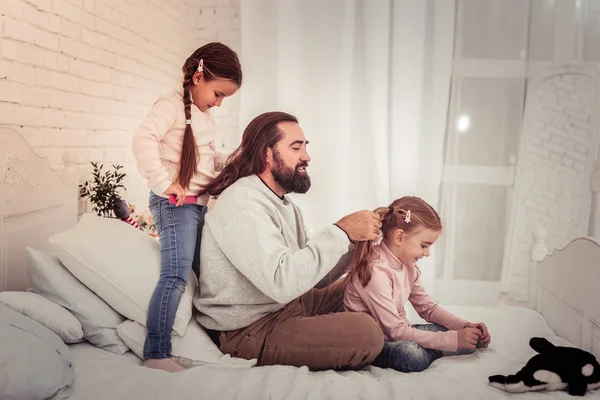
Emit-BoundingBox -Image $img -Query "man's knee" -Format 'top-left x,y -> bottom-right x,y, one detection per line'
347,313 -> 384,366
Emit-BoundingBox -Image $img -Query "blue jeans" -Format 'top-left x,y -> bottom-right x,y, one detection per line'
143,192 -> 206,360
373,323 -> 481,372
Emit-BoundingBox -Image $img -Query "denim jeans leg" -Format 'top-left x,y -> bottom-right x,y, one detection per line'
410,323 -> 448,333
373,339 -> 440,372
143,193 -> 204,359
373,324 -> 456,372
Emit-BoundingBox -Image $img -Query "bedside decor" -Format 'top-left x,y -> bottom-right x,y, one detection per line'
79,162 -> 126,218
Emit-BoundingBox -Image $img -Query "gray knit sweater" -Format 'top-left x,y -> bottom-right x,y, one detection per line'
194,175 -> 353,331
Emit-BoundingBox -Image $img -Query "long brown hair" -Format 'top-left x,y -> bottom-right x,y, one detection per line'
348,196 -> 443,287
179,42 -> 243,189
199,111 -> 298,196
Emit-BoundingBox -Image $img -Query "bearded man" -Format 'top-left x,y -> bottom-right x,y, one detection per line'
194,111 -> 384,371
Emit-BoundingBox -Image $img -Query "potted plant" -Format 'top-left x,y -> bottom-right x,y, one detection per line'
79,161 -> 127,218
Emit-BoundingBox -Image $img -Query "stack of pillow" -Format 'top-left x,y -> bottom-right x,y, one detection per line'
0,214 -> 255,399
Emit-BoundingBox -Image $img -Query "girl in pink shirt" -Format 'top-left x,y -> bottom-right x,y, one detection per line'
132,42 -> 242,372
344,196 -> 491,372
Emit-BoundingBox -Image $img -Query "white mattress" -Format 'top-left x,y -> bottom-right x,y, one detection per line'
68,305 -> 600,400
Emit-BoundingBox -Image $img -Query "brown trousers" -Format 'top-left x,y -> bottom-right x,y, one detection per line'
217,279 -> 384,371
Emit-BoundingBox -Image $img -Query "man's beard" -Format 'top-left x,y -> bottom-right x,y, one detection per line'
272,150 -> 311,194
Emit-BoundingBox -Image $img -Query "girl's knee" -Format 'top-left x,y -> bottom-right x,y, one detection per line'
391,342 -> 432,372
158,275 -> 187,292
398,359 -> 431,372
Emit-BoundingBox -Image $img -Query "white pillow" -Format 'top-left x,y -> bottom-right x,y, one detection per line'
26,247 -> 128,354
0,291 -> 83,344
116,318 -> 256,369
48,213 -> 196,336
0,303 -> 73,400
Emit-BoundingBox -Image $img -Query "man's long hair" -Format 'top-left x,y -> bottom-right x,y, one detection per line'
200,111 -> 298,196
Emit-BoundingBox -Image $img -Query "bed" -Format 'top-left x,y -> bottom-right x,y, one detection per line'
1,125 -> 600,400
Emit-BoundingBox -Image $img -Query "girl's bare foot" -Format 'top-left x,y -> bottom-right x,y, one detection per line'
142,358 -> 186,372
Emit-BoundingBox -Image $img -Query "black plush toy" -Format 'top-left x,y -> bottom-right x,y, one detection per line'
489,337 -> 600,396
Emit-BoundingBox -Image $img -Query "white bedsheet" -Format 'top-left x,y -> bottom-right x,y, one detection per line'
68,305 -> 600,400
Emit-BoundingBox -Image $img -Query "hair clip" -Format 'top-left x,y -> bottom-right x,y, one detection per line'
404,210 -> 411,224
185,119 -> 192,125
388,205 -> 394,215
197,59 -> 204,73
375,230 -> 383,245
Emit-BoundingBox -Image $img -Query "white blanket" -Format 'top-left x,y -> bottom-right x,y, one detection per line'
68,305 -> 600,400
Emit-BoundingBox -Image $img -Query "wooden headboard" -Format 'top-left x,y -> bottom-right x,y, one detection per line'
0,126 -> 78,291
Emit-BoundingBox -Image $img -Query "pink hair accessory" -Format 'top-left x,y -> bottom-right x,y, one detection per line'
404,210 -> 411,224
197,59 -> 204,73
375,230 -> 383,245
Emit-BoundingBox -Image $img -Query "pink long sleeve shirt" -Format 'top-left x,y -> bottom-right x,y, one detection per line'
132,87 -> 228,205
344,243 -> 468,351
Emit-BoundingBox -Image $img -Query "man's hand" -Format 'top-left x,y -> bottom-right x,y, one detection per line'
465,321 -> 491,346
336,210 -> 382,242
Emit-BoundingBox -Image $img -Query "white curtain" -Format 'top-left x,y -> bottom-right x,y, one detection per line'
239,0 -> 454,292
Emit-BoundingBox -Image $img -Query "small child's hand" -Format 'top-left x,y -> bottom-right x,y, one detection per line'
465,321 -> 491,346
165,183 -> 185,206
457,327 -> 481,350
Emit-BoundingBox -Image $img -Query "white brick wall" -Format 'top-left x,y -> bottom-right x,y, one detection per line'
0,0 -> 241,212
505,71 -> 599,295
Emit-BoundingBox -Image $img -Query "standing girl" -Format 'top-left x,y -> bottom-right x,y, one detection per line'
344,196 -> 490,373
133,42 -> 242,372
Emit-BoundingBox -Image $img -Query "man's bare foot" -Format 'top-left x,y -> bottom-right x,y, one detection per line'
142,358 -> 186,372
